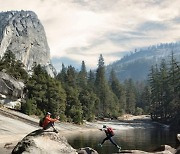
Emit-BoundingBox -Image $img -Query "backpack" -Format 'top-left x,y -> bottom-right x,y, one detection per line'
39,117 -> 45,127
107,127 -> 114,136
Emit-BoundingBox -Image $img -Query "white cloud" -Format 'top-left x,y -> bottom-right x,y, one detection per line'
1,0 -> 180,70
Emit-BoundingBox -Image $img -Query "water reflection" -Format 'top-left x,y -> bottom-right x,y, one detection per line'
67,127 -> 177,154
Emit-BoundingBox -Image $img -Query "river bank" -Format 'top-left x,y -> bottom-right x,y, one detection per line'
0,107 -> 172,154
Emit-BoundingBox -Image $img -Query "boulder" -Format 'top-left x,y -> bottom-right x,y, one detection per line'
153,145 -> 176,154
0,10 -> 55,77
117,145 -> 176,154
176,148 -> 180,154
177,134 -> 180,142
77,147 -> 98,154
12,129 -> 77,154
0,72 -> 24,98
0,71 -> 24,108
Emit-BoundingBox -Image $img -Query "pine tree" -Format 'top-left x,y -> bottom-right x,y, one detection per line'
0,50 -> 28,80
60,65 -> 83,124
159,59 -> 170,120
0,50 -> 16,68
124,79 -> 136,114
168,52 -> 180,119
66,65 -> 77,88
148,53 -> 180,123
95,54 -> 106,116
87,69 -> 95,91
149,65 -> 161,120
56,63 -> 67,84
65,86 -> 83,124
95,54 -> 119,117
134,81 -> 146,114
79,89 -> 98,121
95,54 -> 105,86
77,61 -> 87,89
109,69 -> 126,114
46,78 -> 66,120
24,65 -> 66,118
140,85 -> 151,114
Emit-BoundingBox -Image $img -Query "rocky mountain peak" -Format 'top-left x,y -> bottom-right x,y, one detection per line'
0,10 -> 55,76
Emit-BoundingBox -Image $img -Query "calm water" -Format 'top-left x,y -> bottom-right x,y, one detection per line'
67,123 -> 177,154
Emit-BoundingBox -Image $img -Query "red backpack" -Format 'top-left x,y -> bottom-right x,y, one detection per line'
107,127 -> 114,136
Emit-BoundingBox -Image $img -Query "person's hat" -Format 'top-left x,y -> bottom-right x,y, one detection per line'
46,112 -> 51,115
103,125 -> 106,128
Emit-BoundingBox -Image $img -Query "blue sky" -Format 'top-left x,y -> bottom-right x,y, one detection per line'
1,0 -> 180,72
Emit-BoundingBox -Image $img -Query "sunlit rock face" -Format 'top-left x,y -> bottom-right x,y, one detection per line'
0,10 -> 55,77
12,129 -> 77,154
0,72 -> 24,108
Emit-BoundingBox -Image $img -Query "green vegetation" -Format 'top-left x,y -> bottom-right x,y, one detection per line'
148,52 -> 180,124
0,50 -> 28,81
0,50 -> 179,125
22,64 -> 66,120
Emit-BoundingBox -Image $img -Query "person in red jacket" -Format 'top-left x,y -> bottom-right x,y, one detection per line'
42,112 -> 59,133
99,125 -> 121,151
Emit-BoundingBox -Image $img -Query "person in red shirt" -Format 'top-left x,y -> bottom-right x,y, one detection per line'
42,112 -> 59,133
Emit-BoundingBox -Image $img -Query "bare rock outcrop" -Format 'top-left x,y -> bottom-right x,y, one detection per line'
12,129 -> 77,154
77,147 -> 98,154
0,10 -> 55,77
0,71 -> 24,108
117,145 -> 176,154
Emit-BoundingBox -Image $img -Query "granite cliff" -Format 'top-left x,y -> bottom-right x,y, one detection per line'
0,10 -> 55,76
0,72 -> 24,108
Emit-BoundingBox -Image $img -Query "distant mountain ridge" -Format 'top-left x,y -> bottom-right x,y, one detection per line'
106,42 -> 180,81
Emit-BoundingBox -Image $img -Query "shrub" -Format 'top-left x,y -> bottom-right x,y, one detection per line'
135,107 -> 144,115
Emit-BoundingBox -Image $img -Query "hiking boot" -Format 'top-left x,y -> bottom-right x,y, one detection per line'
117,145 -> 121,150
98,143 -> 103,147
53,129 -> 58,133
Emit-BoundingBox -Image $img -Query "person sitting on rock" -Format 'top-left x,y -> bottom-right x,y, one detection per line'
42,112 -> 59,133
99,125 -> 121,150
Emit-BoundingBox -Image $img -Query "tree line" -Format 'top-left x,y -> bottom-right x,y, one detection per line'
148,52 -> 180,124
0,51 -> 179,125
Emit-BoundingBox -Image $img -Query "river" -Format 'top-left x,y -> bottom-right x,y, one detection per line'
67,120 -> 178,154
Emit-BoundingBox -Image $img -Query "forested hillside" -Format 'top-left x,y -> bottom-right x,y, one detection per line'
149,52 -> 180,125
0,49 -> 179,126
106,42 -> 180,81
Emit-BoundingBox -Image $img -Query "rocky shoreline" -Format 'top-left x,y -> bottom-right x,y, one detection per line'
11,129 -> 178,154
0,107 -> 179,154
